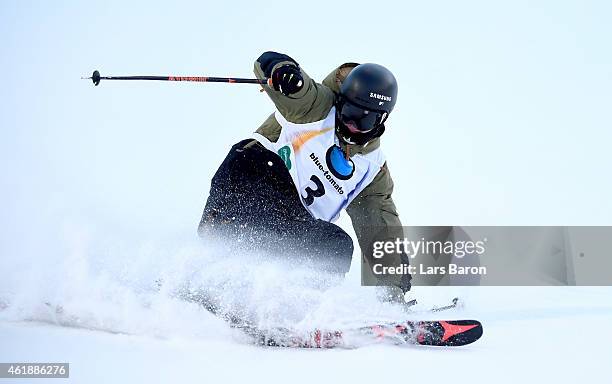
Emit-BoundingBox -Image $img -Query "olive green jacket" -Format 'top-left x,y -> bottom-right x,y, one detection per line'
253,58 -> 407,289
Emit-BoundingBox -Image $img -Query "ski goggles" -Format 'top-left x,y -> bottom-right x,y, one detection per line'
339,99 -> 388,133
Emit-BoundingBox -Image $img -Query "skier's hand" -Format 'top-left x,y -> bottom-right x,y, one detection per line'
270,64 -> 304,96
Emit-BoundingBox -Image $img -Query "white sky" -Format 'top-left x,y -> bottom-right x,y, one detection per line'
1,0 -> 611,254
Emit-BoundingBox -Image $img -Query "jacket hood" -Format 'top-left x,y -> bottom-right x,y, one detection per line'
322,63 -> 359,94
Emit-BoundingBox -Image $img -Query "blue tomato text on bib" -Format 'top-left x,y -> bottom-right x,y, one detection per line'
253,107 -> 385,222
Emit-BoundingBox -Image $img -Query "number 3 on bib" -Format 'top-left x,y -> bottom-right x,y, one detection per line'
301,175 -> 325,206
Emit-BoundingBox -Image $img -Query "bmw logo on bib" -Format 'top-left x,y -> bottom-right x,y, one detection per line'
326,145 -> 355,180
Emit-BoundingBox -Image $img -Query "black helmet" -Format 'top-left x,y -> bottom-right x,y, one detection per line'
336,63 -> 398,145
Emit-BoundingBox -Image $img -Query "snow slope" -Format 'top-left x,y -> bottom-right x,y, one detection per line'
2,287 -> 611,384
1,229 -> 611,383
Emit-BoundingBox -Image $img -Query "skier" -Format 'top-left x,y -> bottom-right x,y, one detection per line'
198,51 -> 411,295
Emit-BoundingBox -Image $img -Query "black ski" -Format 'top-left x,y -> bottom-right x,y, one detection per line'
238,319 -> 483,348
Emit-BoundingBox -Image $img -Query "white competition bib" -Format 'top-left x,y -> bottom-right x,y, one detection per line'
253,107 -> 385,222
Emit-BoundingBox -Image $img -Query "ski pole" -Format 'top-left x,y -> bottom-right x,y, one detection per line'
82,70 -> 268,87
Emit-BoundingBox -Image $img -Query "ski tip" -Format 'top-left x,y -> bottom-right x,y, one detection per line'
417,320 -> 483,347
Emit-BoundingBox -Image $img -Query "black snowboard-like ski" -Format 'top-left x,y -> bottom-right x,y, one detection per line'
237,319 -> 483,348
183,292 -> 483,348
1,295 -> 483,348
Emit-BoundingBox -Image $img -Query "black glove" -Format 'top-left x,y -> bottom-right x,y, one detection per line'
271,64 -> 304,96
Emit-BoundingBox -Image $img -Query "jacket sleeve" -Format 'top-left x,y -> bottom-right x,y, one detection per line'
254,51 -> 335,124
346,162 -> 411,291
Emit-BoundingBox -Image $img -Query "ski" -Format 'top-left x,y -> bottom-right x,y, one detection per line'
405,296 -> 461,313
179,289 -> 478,348
237,319 -> 483,348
